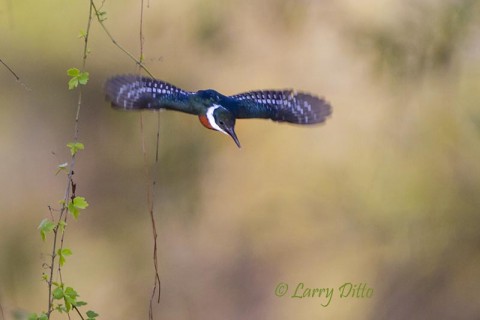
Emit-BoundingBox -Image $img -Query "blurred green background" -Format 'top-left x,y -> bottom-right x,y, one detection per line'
1,0 -> 480,319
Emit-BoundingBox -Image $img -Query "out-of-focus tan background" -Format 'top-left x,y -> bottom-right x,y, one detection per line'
1,0 -> 480,319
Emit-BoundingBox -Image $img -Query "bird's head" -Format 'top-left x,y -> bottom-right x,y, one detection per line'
198,104 -> 241,148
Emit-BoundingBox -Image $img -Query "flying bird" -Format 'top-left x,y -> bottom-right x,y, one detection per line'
105,75 -> 332,148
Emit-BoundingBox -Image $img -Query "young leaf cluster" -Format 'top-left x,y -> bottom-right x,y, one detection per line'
67,68 -> 89,90
67,142 -> 85,156
68,196 -> 89,219
33,141 -> 95,319
28,313 -> 48,320
51,284 -> 99,319
38,219 -> 55,241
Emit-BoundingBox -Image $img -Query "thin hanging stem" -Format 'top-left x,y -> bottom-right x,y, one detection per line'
137,1 -> 162,318
46,2 -> 94,318
90,1 -> 155,78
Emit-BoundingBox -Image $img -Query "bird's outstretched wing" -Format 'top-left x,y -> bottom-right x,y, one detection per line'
230,90 -> 331,124
105,75 -> 193,113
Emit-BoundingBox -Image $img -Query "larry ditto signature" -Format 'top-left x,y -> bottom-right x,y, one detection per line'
274,282 -> 373,307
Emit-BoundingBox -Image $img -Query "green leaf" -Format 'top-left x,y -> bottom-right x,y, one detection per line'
28,313 -> 48,320
78,72 -> 89,85
86,310 -> 99,318
68,77 -> 79,90
53,287 -> 64,300
67,142 -> 84,156
67,68 -> 80,77
63,287 -> 78,312
38,218 -> 55,241
73,196 -> 88,209
56,162 -> 68,175
57,248 -> 72,267
61,248 -> 73,256
28,313 -> 38,320
64,287 -> 78,299
78,30 -> 87,39
38,313 -> 48,320
76,300 -> 87,307
67,68 -> 89,89
56,303 -> 67,313
65,299 -> 72,313
68,202 -> 79,219
68,196 -> 89,219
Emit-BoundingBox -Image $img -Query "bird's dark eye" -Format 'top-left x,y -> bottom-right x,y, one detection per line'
219,121 -> 225,125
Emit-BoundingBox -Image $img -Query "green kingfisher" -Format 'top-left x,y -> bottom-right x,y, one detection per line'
105,75 -> 332,148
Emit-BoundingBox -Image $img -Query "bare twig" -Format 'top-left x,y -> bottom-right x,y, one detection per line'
136,1 -> 162,318
140,0 -> 145,65
46,227 -> 57,316
90,1 -> 155,78
140,115 -> 162,320
0,58 -> 31,91
155,113 -> 161,163
73,306 -> 86,320
0,58 -> 20,81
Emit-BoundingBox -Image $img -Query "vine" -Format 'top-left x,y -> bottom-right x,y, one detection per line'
30,1 -> 161,319
30,2 -> 95,319
93,1 -> 162,316
137,1 -> 162,319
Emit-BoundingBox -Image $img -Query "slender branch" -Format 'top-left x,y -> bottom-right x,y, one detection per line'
73,306 -> 86,320
90,1 -> 155,78
136,1 -> 161,318
155,113 -> 161,162
140,114 -> 162,320
46,227 -> 58,316
57,214 -> 69,285
91,0 -> 161,319
0,58 -> 31,91
46,2 -> 94,318
0,58 -> 20,81
140,0 -> 145,65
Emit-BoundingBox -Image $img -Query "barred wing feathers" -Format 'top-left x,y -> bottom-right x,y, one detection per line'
105,75 -> 193,112
230,90 -> 331,125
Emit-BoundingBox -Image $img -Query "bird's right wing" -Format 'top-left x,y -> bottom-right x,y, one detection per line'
105,75 -> 194,113
230,90 -> 331,125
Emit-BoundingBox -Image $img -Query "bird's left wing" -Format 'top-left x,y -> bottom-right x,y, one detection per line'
230,90 -> 331,125
105,75 -> 195,114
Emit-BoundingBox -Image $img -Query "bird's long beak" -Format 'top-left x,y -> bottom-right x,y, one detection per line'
226,127 -> 241,148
